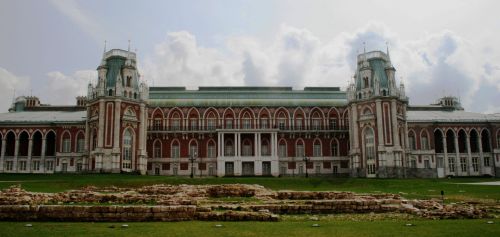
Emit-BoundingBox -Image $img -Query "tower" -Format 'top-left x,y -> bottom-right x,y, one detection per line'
86,49 -> 149,174
346,50 -> 409,177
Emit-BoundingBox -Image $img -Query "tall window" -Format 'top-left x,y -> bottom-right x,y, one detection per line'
224,140 -> 234,156
153,119 -> 162,130
225,118 -> 233,129
329,119 -> 337,130
261,140 -> 270,156
207,142 -> 216,158
171,141 -> 180,158
207,118 -> 216,130
365,128 -> 375,160
472,157 -> 479,172
242,140 -> 252,156
242,114 -> 252,129
62,133 -> 71,153
77,137 -> 85,152
364,127 -> 377,174
296,117 -> 303,130
278,141 -> 287,157
460,157 -> 467,172
122,129 -> 133,169
312,119 -> 321,130
189,143 -> 198,157
33,161 -> 40,171
190,119 -> 198,131
424,159 -> 430,169
421,133 -> 429,150
296,141 -> 304,157
410,157 -> 417,168
278,118 -> 286,130
313,141 -> 322,157
153,140 -> 161,158
171,118 -> 181,131
331,140 -> 338,157
260,117 -> 268,129
408,132 -> 416,150
448,157 -> 455,172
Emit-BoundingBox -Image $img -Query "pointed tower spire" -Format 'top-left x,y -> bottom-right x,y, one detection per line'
103,40 -> 107,53
128,40 -> 131,51
386,42 -> 390,60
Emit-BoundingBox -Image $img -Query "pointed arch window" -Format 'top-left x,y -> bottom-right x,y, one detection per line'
122,129 -> 133,169
207,140 -> 216,158
171,141 -> 180,158
153,140 -> 162,158
313,140 -> 322,157
331,140 -> 339,157
364,127 -> 375,160
296,140 -> 304,158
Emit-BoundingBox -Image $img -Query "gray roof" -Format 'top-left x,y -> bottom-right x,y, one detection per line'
0,111 -> 86,124
407,110 -> 500,123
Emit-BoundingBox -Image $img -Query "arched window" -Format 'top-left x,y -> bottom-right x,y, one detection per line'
76,132 -> 85,152
408,131 -> 416,150
207,140 -> 216,158
458,130 -> 467,153
434,130 -> 444,153
295,115 -> 303,130
224,139 -> 234,156
5,131 -> 15,157
153,140 -> 162,158
45,131 -> 56,156
277,111 -> 287,130
189,140 -> 198,157
420,131 -> 429,150
261,139 -> 270,156
108,89 -> 113,96
295,140 -> 304,157
62,131 -> 71,153
364,127 -> 376,175
18,131 -> 29,156
470,130 -> 479,153
260,116 -> 269,129
206,111 -> 217,130
446,130 -> 455,153
313,139 -> 322,157
481,129 -> 491,152
32,131 -> 43,156
331,139 -> 339,156
241,112 -> 252,129
122,129 -> 133,169
171,140 -> 180,158
242,139 -> 252,156
311,111 -> 322,130
278,139 -> 287,158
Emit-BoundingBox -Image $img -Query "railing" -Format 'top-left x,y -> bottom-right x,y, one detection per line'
148,125 -> 349,132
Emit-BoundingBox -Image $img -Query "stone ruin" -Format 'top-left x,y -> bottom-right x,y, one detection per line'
0,184 -> 489,222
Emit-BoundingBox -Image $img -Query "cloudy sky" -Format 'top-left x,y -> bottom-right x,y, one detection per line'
1,0 -> 499,113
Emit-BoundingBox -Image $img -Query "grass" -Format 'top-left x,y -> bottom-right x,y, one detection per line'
0,219 -> 498,237
0,173 -> 499,202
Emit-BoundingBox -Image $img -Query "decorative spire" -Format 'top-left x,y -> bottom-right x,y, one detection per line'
128,40 -> 131,51
103,40 -> 107,53
386,42 -> 390,60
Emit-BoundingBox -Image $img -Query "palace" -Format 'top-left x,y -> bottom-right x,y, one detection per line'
0,49 -> 498,178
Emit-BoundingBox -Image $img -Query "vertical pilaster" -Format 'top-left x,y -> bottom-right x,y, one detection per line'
390,100 -> 400,147
41,138 -> 46,172
98,99 -> 105,147
27,138 -> 33,172
478,134 -> 484,174
375,100 -> 384,147
14,138 -> 19,171
442,135 -> 448,174
0,138 -> 6,171
454,134 -> 460,175
466,135 -> 472,175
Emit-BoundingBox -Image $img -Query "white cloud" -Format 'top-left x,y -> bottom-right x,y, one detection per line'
142,22 -> 500,113
0,68 -> 30,112
49,0 -> 105,43
41,70 -> 95,105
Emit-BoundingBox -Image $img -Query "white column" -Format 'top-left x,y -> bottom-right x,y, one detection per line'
221,133 -> 225,157
375,100 -> 384,146
466,135 -> 472,175
113,99 -> 121,149
27,138 -> 33,172
478,134 -> 484,174
98,99 -> 105,147
138,103 -> 147,174
254,133 -> 258,157
14,138 -> 19,171
351,104 -> 359,149
217,133 -> 221,157
454,134 -> 460,175
257,133 -> 261,157
236,133 -> 241,157
41,138 -> 46,172
390,100 -> 400,147
0,138 -> 6,171
442,136 -> 448,174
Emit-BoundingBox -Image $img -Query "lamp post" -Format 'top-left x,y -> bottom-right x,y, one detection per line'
302,156 -> 310,178
189,151 -> 197,178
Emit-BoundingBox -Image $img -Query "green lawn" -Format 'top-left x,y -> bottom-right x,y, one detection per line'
0,174 -> 499,202
0,219 -> 498,237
